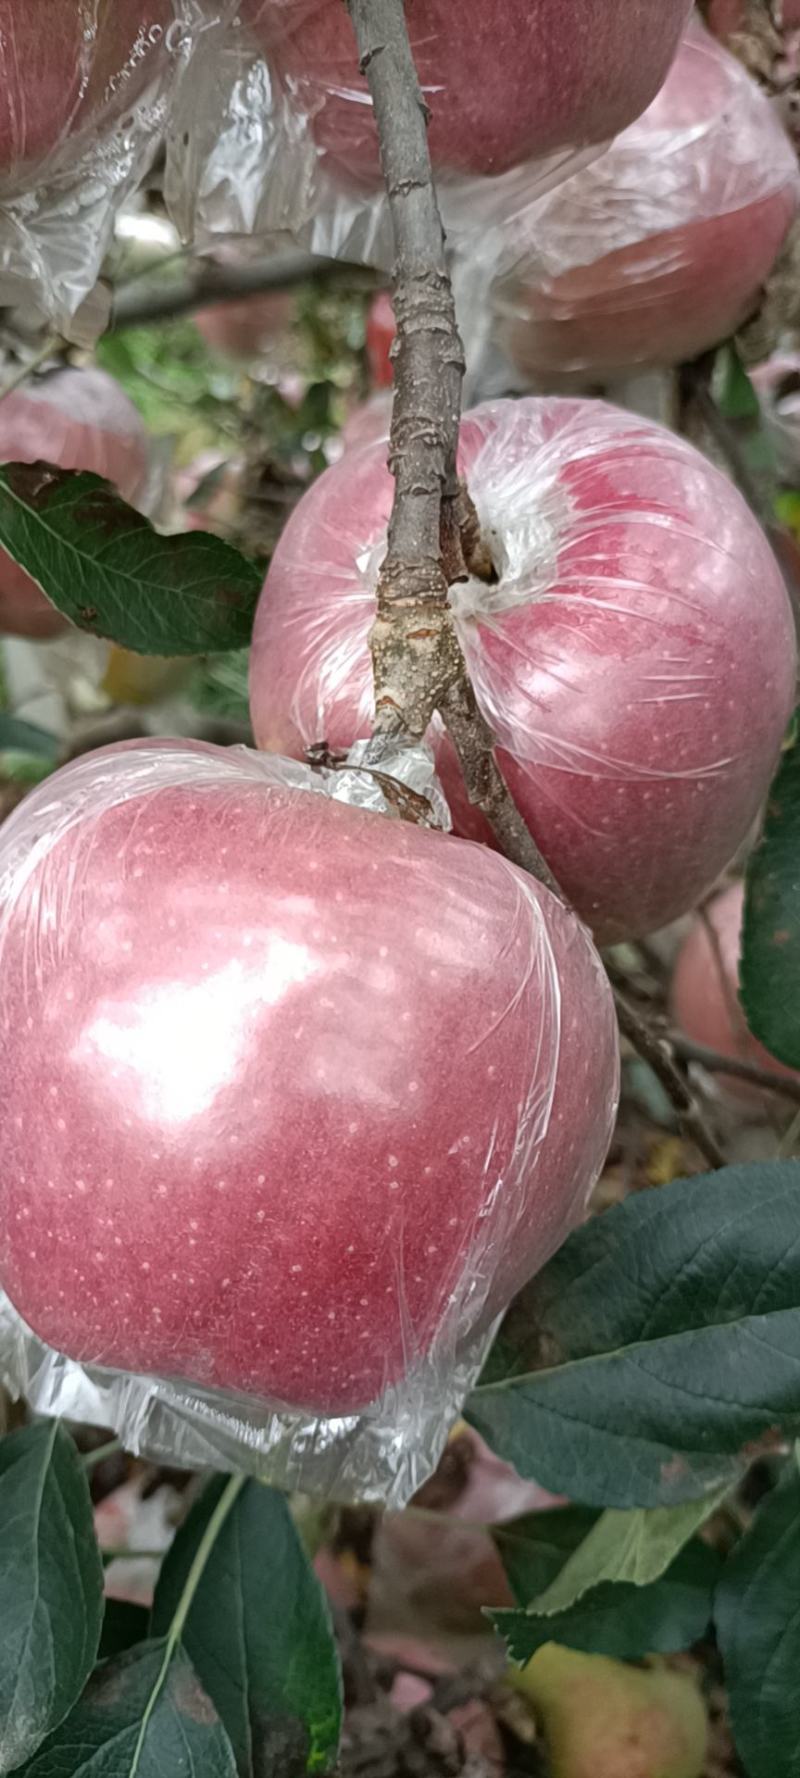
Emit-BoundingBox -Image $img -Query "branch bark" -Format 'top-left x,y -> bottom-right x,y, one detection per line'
615,991 -> 727,1169
344,0 -> 561,894
347,0 -> 725,1167
110,250 -> 373,332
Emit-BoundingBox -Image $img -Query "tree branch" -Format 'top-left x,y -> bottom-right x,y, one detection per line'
347,0 -> 725,1169
670,1032 -> 800,1101
344,0 -> 562,880
615,991 -> 727,1169
110,250 -> 373,332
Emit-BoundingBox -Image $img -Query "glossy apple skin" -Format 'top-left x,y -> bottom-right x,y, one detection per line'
243,0 -> 690,185
0,742 -> 618,1416
194,290 -> 293,361
0,0 -> 172,178
0,368 -> 150,639
250,396 -> 797,944
671,882 -> 800,1104
498,22 -> 800,381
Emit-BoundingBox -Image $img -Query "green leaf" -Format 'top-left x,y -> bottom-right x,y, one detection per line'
0,1420 -> 104,1770
531,1492 -> 729,1616
492,1541 -> 720,1666
0,464 -> 261,655
494,1506 -> 600,1604
468,1160 -> 800,1509
0,714 -> 58,760
716,1464 -> 800,1778
18,1642 -> 237,1777
713,343 -> 761,421
98,1600 -> 150,1662
742,726 -> 800,1067
152,1477 -> 342,1777
492,1499 -> 723,1665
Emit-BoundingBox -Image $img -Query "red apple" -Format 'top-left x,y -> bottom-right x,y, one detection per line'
0,0 -> 172,179
496,20 -> 800,382
671,881 -> 800,1103
0,367 -> 150,639
366,293 -> 395,390
249,395 -> 796,944
194,291 -> 293,361
0,741 -> 618,1415
242,0 -> 691,186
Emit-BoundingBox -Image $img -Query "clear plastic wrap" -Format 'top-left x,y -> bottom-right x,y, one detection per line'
165,1 -> 690,280
249,395 -> 797,946
752,353 -> 800,482
0,366 -> 152,639
490,18 -> 800,383
0,2 -> 232,338
0,738 -> 618,1505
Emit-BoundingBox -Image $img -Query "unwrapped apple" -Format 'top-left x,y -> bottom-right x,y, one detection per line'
0,742 -> 618,1416
250,396 -> 796,943
243,0 -> 691,186
495,20 -> 800,382
0,367 -> 151,639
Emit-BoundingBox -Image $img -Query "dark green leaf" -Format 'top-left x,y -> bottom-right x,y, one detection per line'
468,1160 -> 800,1508
716,1464 -> 800,1778
713,344 -> 761,421
98,1599 -> 150,1662
492,1541 -> 720,1665
494,1506 -> 600,1604
18,1641 -> 237,1777
0,714 -> 58,760
530,1493 -> 728,1615
152,1477 -> 342,1777
493,1501 -> 721,1664
0,1420 -> 104,1770
742,727 -> 800,1067
0,464 -> 261,655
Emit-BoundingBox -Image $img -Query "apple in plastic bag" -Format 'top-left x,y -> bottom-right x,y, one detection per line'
0,742 -> 619,1416
244,0 -> 691,185
0,0 -> 172,178
0,367 -> 150,639
249,395 -> 796,944
495,20 -> 800,382
671,881 -> 800,1105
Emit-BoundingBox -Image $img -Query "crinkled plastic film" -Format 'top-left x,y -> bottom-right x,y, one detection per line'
752,354 -> 800,483
489,19 -> 800,381
249,396 -> 797,944
0,740 -> 618,1505
164,0 -> 691,287
0,2 -> 235,338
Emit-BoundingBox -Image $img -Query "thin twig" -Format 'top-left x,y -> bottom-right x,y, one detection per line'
0,335 -> 61,404
110,250 -> 374,331
615,990 -> 727,1169
670,1032 -> 800,1101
